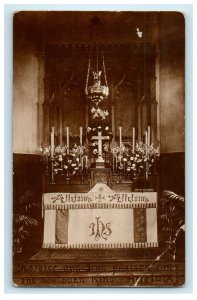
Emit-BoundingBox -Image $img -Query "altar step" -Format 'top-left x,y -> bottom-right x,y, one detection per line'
29,248 -> 161,260
13,248 -> 185,287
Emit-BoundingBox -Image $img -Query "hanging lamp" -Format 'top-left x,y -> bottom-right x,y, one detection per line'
85,45 -> 109,105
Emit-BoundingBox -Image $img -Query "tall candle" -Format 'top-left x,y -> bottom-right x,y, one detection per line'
85,155 -> 88,168
80,127 -> 83,146
66,127 -> 69,154
147,126 -> 151,146
132,127 -> 135,152
119,127 -> 122,148
145,131 -> 148,156
51,127 -> 54,157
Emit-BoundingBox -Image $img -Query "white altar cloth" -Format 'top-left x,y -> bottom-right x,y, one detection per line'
42,184 -> 158,249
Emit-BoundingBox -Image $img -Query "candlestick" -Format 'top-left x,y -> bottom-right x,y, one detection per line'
81,156 -> 84,170
66,127 -> 69,154
51,132 -> 53,156
146,163 -> 149,180
45,154 -> 49,175
132,127 -> 135,152
50,157 -> 55,184
84,155 -> 88,168
147,126 -> 151,146
80,127 -> 83,146
119,127 -> 122,148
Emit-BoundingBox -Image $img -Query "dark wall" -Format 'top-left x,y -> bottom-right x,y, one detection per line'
13,154 -> 42,202
159,152 -> 185,196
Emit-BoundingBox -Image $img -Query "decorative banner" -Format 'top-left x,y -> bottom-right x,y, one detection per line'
43,191 -> 158,249
43,191 -> 157,210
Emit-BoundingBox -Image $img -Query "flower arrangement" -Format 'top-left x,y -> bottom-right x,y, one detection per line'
37,146 -> 51,156
111,141 -> 160,180
38,144 -> 87,176
91,106 -> 109,120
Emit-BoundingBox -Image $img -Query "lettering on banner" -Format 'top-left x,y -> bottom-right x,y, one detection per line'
107,193 -> 149,203
89,217 -> 112,241
45,192 -> 155,205
51,194 -> 65,203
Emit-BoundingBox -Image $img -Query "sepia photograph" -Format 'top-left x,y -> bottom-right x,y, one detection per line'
13,10 -> 185,287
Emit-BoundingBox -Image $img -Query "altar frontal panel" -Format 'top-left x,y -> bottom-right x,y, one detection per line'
43,192 -> 158,249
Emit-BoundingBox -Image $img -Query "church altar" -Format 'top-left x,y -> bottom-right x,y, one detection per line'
39,44 -> 160,251
42,184 -> 158,249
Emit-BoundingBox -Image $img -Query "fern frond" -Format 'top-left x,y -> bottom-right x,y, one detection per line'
162,190 -> 184,203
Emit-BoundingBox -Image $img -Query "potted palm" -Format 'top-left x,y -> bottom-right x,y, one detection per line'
13,190 -> 39,255
159,190 -> 185,260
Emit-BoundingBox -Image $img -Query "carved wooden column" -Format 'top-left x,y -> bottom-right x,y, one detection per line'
138,103 -> 142,142
58,102 -> 63,146
43,101 -> 50,146
85,102 -> 89,146
150,75 -> 158,145
109,80 -> 116,147
57,83 -> 63,146
141,99 -> 148,139
148,48 -> 158,145
43,63 -> 50,146
137,78 -> 142,141
36,52 -> 44,148
49,101 -> 58,144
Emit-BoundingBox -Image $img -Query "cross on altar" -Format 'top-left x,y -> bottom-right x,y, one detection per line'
91,131 -> 109,167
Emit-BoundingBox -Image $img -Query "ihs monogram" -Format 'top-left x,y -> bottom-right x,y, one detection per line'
89,217 -> 112,241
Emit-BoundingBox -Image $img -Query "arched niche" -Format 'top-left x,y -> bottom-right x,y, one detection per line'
115,82 -> 138,138
62,83 -> 85,137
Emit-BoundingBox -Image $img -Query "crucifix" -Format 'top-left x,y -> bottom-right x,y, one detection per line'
91,131 -> 110,168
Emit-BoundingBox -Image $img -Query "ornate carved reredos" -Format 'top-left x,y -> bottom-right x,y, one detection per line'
43,44 -> 157,146
90,168 -> 111,188
94,172 -> 109,183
